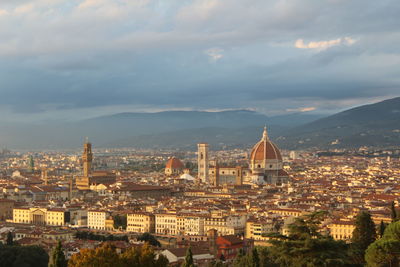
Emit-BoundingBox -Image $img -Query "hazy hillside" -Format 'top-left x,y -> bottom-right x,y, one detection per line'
2,97 -> 399,150
278,97 -> 400,149
105,125 -> 287,150
0,110 -> 320,149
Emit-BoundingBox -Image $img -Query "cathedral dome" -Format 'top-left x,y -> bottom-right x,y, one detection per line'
165,157 -> 184,169
250,127 -> 282,162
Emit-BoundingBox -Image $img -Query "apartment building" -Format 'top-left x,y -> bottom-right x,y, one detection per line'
127,212 -> 155,233
155,213 -> 177,235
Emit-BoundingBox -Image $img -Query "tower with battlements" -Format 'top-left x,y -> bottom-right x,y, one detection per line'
82,139 -> 93,177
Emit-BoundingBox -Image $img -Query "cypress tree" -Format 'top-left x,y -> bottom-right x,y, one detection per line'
6,232 -> 13,246
181,247 -> 195,267
251,248 -> 260,267
379,220 -> 386,238
351,211 -> 376,264
391,201 -> 397,222
49,241 -> 67,267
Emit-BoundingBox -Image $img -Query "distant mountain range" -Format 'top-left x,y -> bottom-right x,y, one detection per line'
1,97 -> 399,150
277,97 -> 400,149
0,110 -> 321,150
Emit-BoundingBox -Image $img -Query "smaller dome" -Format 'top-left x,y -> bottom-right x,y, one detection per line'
165,157 -> 184,169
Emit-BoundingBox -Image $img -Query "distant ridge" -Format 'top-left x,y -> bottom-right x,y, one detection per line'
0,110 -> 321,149
2,97 -> 399,150
4,96 -> 400,150
278,97 -> 400,149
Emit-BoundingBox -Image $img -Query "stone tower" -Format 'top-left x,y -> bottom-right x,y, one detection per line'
197,143 -> 209,183
82,138 -> 93,177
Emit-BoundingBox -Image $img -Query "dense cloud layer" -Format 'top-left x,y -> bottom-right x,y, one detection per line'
0,0 -> 399,121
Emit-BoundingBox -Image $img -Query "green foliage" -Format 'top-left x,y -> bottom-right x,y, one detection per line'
181,247 -> 195,267
287,211 -> 328,239
351,211 -> 377,264
68,243 -> 120,267
75,231 -> 128,242
69,242 -> 168,267
382,220 -> 400,240
233,247 -> 278,267
391,201 -> 398,222
120,243 -> 169,267
379,221 -> 387,238
266,211 -> 349,267
251,248 -> 260,267
113,215 -> 127,230
365,221 -> 400,267
0,244 -> 49,267
49,241 -> 67,267
257,247 -> 278,267
208,260 -> 225,267
365,239 -> 400,267
233,249 -> 248,267
137,232 -> 161,247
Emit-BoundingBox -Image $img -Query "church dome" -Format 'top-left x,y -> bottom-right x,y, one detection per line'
250,127 -> 282,162
165,157 -> 184,169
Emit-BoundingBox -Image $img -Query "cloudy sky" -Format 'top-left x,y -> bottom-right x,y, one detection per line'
0,0 -> 399,122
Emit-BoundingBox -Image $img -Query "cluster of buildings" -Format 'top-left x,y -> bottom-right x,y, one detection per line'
0,126 -> 399,265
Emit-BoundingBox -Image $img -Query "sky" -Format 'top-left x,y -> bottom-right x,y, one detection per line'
0,0 -> 399,122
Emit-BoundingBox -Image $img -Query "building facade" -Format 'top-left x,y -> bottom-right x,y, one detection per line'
13,207 -> 69,226
87,210 -> 108,230
127,212 -> 155,233
155,213 -> 177,235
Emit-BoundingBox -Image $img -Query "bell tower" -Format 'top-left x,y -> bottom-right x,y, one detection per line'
82,138 -> 93,177
197,143 -> 209,183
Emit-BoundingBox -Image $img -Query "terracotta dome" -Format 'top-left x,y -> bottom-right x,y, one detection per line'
250,127 -> 282,161
165,157 -> 184,169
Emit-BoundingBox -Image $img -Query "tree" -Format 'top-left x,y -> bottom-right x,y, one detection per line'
365,221 -> 400,266
137,233 -> 161,247
391,201 -> 398,222
69,242 -> 168,267
208,260 -> 225,267
267,211 -> 349,267
365,239 -> 400,267
381,220 -> 400,240
49,241 -> 67,267
120,243 -> 169,267
113,214 -> 127,230
233,249 -> 247,267
351,211 -> 377,264
379,221 -> 387,238
250,248 -> 260,267
181,247 -> 195,267
257,247 -> 278,267
68,243 -> 120,267
6,232 -> 13,246
0,244 -> 49,267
